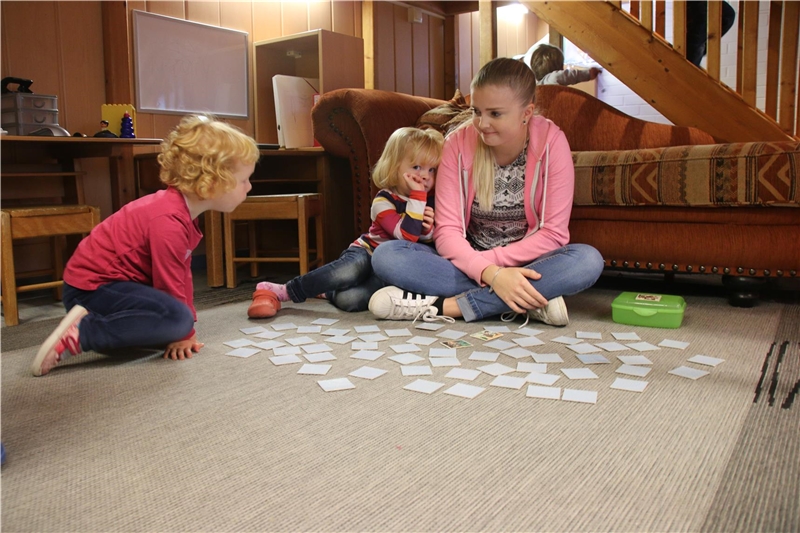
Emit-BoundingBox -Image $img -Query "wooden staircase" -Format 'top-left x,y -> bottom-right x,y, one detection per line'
522,0 -> 799,143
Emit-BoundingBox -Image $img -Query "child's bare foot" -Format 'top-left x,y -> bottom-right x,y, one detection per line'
248,290 -> 281,319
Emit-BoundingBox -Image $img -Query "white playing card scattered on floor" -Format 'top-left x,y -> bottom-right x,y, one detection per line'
302,343 -> 333,353
517,362 -> 547,374
269,354 -> 302,365
401,365 -> 433,376
669,366 -> 710,380
271,322 -> 298,331
437,329 -> 467,340
430,357 -> 460,368
659,339 -> 690,349
359,333 -> 388,343
352,341 -> 378,350
610,377 -> 648,393
286,336 -> 315,346
561,368 -> 599,380
390,343 -> 421,353
273,346 -> 301,356
612,332 -> 640,341
297,326 -> 322,334
350,350 -> 384,361
224,339 -> 254,348
596,342 -> 630,352
317,378 -> 355,392
490,375 -> 527,390
525,373 -> 561,386
349,366 -> 387,380
445,368 -> 481,381
389,353 -> 425,365
408,336 -> 437,346
443,383 -> 485,399
430,347 -> 457,358
484,340 -> 516,350
533,353 -> 563,363
355,325 -> 380,333
503,347 -> 534,359
514,327 -> 544,336
303,352 -> 336,363
297,364 -> 331,375
575,331 -> 602,340
687,355 -> 725,367
477,363 -> 515,376
617,355 -> 653,365
616,364 -> 652,377
226,347 -> 260,358
567,343 -> 603,354
513,336 -> 545,347
404,379 -> 445,394
312,318 -> 339,326
576,353 -> 610,365
240,326 -> 267,335
627,342 -> 660,352
385,328 -> 412,337
468,351 -> 499,362
253,340 -> 285,350
526,385 -> 561,400
254,330 -> 284,340
326,336 -> 357,345
321,328 -> 350,337
562,389 -> 598,404
551,336 -> 581,345
485,325 -> 511,333
415,323 -> 444,331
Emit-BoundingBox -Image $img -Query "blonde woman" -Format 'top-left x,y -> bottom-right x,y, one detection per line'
369,58 -> 603,326
32,115 -> 259,376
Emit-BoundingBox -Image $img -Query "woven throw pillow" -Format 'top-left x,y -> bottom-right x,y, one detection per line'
416,89 -> 472,135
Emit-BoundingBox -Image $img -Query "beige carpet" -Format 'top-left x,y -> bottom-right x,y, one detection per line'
1,287 -> 798,532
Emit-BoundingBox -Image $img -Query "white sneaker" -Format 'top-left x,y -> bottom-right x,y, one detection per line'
369,286 -> 453,323
527,296 -> 569,327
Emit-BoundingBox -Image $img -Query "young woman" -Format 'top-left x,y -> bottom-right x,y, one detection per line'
368,57 -> 604,326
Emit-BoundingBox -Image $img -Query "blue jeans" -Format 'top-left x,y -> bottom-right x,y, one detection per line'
371,241 -> 604,322
63,282 -> 195,353
286,246 -> 387,312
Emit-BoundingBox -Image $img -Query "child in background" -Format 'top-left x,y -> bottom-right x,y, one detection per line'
527,43 -> 601,86
31,115 -> 260,376
248,127 -> 443,317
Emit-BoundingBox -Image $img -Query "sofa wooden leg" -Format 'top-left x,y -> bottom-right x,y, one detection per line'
722,275 -> 766,307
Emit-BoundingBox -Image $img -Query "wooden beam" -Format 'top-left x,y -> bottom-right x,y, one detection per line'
672,0 -> 686,58
362,0 -> 375,89
740,0 -> 760,106
778,1 -> 799,135
478,0 -> 496,67
522,0 -> 795,142
764,1 -> 783,119
706,0 -> 722,80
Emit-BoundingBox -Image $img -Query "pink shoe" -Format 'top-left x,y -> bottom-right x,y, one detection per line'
31,305 -> 87,377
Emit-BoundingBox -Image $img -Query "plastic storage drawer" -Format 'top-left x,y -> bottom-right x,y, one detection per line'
1,92 -> 58,111
611,292 -> 686,329
1,108 -> 58,126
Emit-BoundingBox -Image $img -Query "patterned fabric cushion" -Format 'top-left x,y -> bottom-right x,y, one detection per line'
572,141 -> 800,207
416,89 -> 472,135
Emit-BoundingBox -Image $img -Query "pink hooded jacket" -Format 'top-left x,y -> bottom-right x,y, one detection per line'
433,115 -> 574,284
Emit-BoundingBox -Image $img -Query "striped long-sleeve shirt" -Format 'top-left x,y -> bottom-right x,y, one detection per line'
354,188 -> 434,253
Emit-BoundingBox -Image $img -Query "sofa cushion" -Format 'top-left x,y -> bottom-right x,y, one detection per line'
573,141 -> 800,207
416,89 -> 472,135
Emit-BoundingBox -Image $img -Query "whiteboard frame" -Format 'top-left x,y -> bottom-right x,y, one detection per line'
132,10 -> 249,119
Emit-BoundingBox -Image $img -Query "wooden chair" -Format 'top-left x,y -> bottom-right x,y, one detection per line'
1,205 -> 101,326
222,193 -> 324,288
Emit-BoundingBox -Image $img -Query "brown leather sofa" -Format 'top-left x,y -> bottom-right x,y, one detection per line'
311,85 -> 799,303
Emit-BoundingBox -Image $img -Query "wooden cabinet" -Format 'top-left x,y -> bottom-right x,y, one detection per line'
254,29 -> 365,144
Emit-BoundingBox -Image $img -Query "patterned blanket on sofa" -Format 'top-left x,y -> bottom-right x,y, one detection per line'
572,142 -> 800,207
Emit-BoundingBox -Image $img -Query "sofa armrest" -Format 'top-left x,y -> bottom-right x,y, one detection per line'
312,88 -> 445,234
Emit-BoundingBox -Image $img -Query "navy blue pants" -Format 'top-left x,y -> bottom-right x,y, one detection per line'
63,282 -> 194,353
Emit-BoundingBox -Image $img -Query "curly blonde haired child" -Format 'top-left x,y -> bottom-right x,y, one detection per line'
31,115 -> 259,376
249,127 -> 444,317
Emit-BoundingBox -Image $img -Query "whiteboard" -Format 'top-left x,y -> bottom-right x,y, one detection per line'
132,10 -> 249,118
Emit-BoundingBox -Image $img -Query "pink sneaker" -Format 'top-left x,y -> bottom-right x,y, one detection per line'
31,305 -> 88,377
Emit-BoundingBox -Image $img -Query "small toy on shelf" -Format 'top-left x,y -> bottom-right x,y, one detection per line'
93,120 -> 118,138
119,112 -> 135,138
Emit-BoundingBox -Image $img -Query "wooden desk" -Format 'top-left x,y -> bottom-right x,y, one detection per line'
1,136 -> 161,211
204,148 -> 354,287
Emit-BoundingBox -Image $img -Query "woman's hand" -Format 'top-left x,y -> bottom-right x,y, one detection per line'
164,335 -> 204,360
486,266 -> 547,314
422,206 -> 435,233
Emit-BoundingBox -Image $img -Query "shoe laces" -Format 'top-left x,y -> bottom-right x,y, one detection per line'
412,308 -> 455,325
54,324 -> 82,360
500,312 -> 530,329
